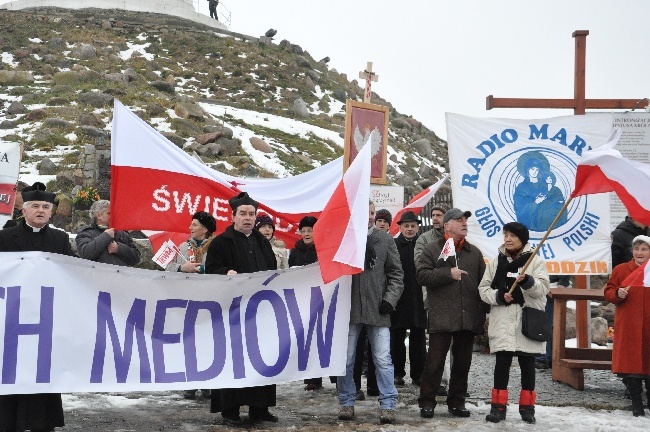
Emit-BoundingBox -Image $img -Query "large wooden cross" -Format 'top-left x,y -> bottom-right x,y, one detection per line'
487,30 -> 648,114
359,61 -> 379,103
485,30 -> 648,354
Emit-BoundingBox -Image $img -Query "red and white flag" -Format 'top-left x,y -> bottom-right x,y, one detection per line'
314,137 -> 372,284
438,237 -> 456,262
571,129 -> 650,226
621,261 -> 650,287
152,239 -> 182,268
109,100 -> 343,244
389,175 -> 448,236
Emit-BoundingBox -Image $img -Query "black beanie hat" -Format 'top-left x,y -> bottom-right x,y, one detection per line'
503,222 -> 530,245
255,213 -> 275,232
375,208 -> 392,225
298,215 -> 318,230
192,211 -> 217,234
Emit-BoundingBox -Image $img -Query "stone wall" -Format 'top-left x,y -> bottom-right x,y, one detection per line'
0,0 -> 227,30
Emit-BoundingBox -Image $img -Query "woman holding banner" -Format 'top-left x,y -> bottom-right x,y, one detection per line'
604,235 -> 650,417
478,222 -> 549,425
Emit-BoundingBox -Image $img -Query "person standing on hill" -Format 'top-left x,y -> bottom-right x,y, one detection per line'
208,0 -> 219,20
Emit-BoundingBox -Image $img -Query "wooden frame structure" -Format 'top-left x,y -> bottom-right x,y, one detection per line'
343,100 -> 389,185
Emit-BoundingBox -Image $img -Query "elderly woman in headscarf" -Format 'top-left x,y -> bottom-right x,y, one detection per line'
254,212 -> 288,270
604,234 -> 650,417
479,222 -> 549,425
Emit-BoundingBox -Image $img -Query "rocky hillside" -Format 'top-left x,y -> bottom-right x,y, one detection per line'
0,7 -> 449,224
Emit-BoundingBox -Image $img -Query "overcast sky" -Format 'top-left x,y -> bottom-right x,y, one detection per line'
198,0 -> 650,140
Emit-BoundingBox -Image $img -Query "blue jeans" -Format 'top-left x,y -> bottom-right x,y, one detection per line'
338,324 -> 398,409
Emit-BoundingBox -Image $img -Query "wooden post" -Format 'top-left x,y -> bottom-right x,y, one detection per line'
486,30 -> 648,351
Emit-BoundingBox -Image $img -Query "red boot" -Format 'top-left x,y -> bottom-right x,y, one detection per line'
519,390 -> 536,424
485,388 -> 508,423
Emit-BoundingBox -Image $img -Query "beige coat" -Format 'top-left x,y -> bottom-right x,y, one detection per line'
478,243 -> 550,354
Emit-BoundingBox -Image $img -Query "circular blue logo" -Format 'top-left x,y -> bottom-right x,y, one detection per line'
487,147 -> 587,241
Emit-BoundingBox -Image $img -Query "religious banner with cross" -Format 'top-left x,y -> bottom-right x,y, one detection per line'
343,100 -> 389,184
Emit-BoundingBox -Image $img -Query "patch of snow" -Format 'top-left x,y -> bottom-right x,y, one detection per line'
119,42 -> 154,61
65,133 -> 77,141
1,52 -> 19,68
238,53 -> 247,58
136,33 -> 148,41
28,38 -> 43,43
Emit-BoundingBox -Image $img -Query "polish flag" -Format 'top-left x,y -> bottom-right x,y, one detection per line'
621,260 -> 650,287
152,239 -> 182,268
314,137 -> 372,284
109,100 -> 343,245
389,175 -> 449,236
438,237 -> 456,261
571,129 -> 650,225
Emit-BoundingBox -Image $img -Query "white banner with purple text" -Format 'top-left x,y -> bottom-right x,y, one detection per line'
0,252 -> 350,394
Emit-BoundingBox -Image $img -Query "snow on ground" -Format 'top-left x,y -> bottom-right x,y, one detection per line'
119,42 -> 155,61
1,52 -> 19,68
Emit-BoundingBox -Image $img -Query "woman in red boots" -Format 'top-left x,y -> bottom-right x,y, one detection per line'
478,222 -> 550,424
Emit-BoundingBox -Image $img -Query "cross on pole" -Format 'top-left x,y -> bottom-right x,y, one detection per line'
487,30 -> 648,115
485,30 -> 649,354
359,61 -> 379,103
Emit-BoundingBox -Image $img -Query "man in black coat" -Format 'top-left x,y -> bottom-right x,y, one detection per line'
390,211 -> 427,387
0,182 -> 76,432
205,192 -> 278,426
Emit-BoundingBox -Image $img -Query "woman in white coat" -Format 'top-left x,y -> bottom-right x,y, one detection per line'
479,222 -> 549,425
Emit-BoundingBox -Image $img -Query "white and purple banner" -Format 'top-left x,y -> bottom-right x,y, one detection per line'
0,141 -> 21,227
0,252 -> 350,394
447,113 -> 613,275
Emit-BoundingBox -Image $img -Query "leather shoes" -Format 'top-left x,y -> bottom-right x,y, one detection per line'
420,406 -> 434,418
221,414 -> 242,426
448,406 -> 471,417
250,410 -> 279,422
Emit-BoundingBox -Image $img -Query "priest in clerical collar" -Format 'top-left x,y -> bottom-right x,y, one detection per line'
0,181 -> 75,432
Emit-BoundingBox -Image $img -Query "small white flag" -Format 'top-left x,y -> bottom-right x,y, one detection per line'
438,237 -> 456,261
152,239 -> 180,268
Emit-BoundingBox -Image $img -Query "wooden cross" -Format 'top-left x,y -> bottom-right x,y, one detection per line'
359,61 -> 379,103
487,30 -> 649,115
485,30 -> 648,357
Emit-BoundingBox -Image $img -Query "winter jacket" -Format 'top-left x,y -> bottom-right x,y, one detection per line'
479,243 -> 549,354
611,217 -> 649,268
165,236 -> 213,273
288,239 -> 317,267
75,223 -> 140,266
392,233 -> 426,329
270,237 -> 289,269
414,227 -> 443,265
604,259 -> 650,376
416,236 -> 487,335
205,225 -> 277,275
349,227 -> 404,327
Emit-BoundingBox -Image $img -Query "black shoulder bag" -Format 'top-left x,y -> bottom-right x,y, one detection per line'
521,306 -> 552,342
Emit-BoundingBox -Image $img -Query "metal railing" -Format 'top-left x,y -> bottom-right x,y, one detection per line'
193,0 -> 231,29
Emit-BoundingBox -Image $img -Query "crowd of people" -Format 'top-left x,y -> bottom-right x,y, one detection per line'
0,181 -> 649,430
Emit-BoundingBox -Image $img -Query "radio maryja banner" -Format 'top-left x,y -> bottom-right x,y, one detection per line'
446,113 -> 612,275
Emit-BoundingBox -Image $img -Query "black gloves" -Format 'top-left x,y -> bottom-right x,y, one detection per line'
519,274 -> 534,290
379,300 -> 393,314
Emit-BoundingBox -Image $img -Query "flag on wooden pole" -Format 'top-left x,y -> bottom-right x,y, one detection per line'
389,175 -> 448,236
571,129 -> 650,225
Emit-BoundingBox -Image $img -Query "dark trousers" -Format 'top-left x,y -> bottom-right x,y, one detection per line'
353,326 -> 377,391
494,351 -> 536,390
390,327 -> 426,380
418,330 -> 475,409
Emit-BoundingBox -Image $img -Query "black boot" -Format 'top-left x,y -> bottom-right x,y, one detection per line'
485,388 -> 508,423
628,378 -> 646,417
519,390 -> 536,424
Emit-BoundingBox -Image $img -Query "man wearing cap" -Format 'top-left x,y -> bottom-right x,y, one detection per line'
0,182 -> 75,432
414,203 -> 450,264
76,199 -> 141,267
416,208 -> 487,419
374,209 -> 392,233
391,211 -> 427,387
205,192 -> 278,425
337,201 -> 404,425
